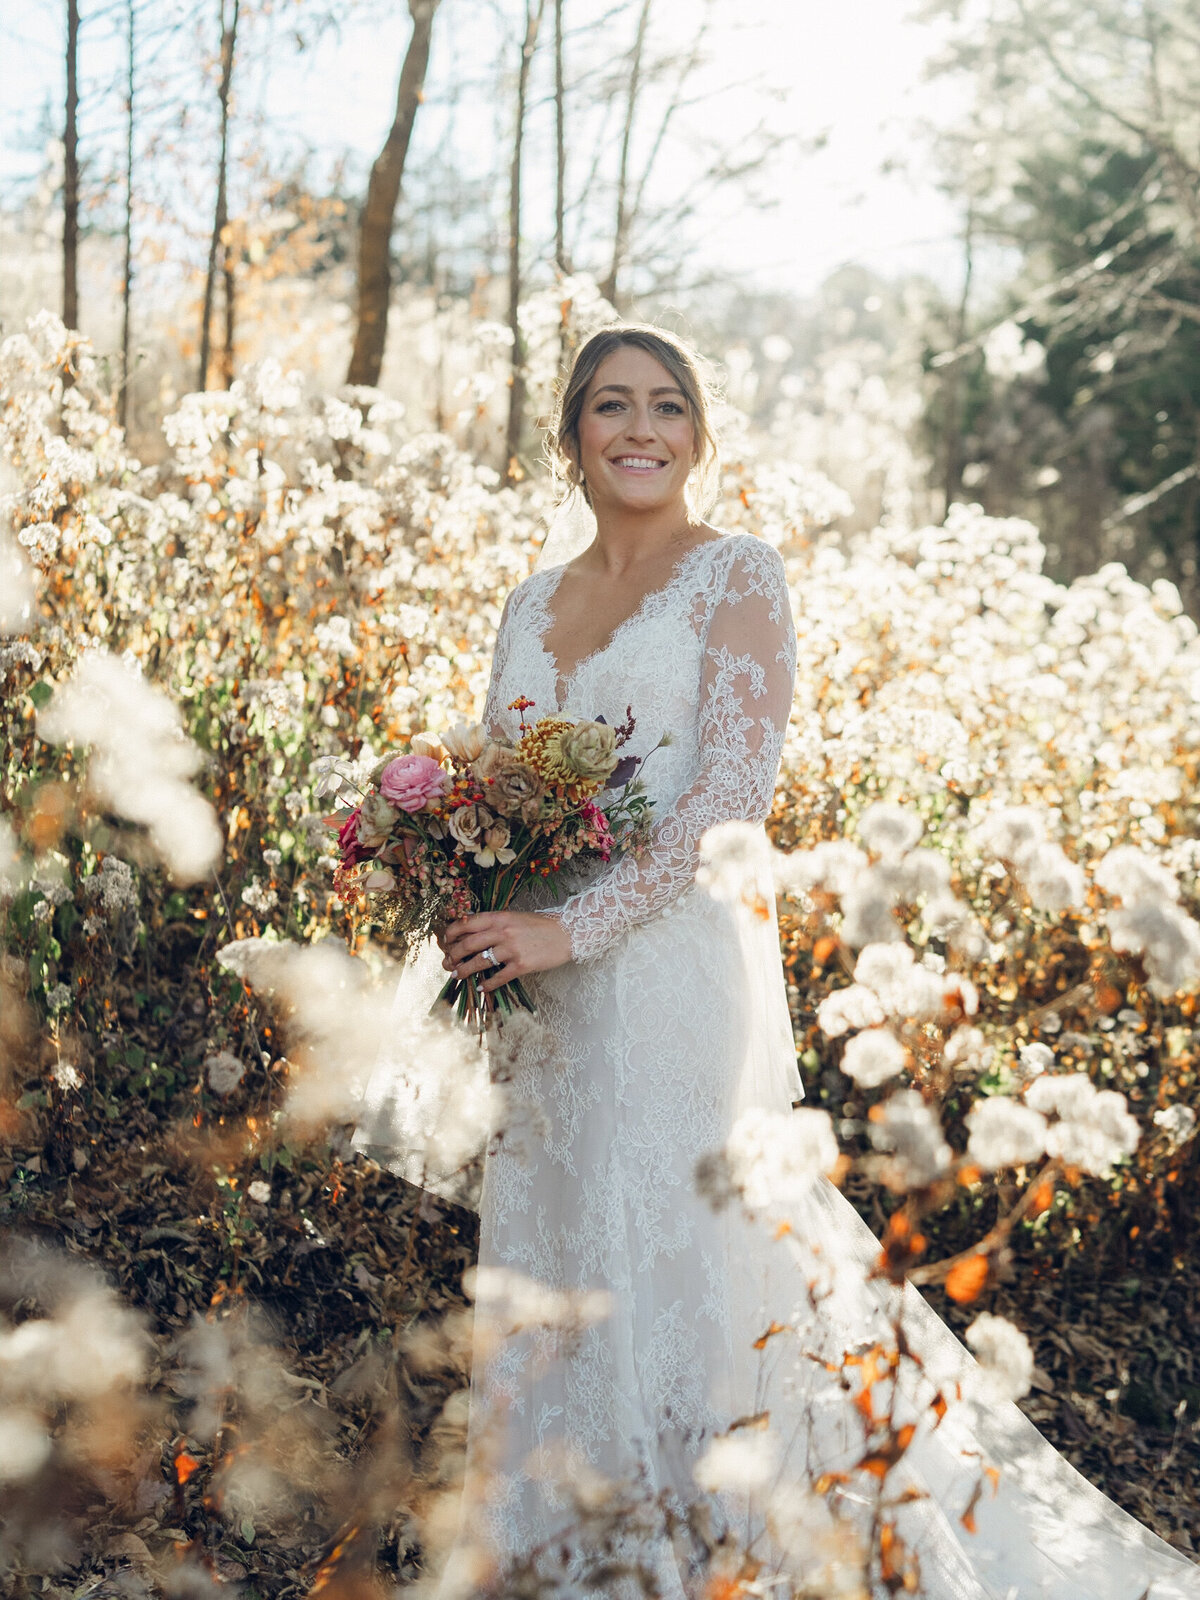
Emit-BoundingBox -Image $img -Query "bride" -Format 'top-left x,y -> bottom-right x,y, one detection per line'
370,325 -> 1200,1598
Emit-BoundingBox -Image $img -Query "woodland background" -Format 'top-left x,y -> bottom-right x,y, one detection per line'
2,1 -> 1200,1596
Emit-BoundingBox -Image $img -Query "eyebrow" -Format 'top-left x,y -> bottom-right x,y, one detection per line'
592,383 -> 685,397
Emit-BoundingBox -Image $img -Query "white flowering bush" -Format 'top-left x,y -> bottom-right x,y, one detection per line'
1,300 -> 1199,1593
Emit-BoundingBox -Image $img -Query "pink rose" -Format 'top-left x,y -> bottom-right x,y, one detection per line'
379,753 -> 450,812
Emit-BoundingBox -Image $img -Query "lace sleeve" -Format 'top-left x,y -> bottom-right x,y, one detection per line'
481,589 -> 517,737
546,540 -> 797,963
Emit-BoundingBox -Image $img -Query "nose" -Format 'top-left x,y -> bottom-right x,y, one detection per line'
624,404 -> 656,441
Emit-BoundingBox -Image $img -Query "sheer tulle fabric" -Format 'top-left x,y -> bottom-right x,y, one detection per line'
359,534 -> 1198,1599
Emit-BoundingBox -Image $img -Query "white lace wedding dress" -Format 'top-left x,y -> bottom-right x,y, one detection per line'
362,532 -> 1199,1599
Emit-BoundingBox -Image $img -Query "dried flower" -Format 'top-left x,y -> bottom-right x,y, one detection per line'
693,1429 -> 781,1494
1025,1073 -> 1140,1176
356,791 -> 398,847
722,1106 -> 840,1216
965,1312 -> 1034,1402
474,746 -> 545,824
1153,1104 -> 1196,1150
868,1090 -> 951,1190
206,1051 -> 245,1094
965,1096 -> 1048,1170
817,983 -> 886,1038
840,1026 -> 907,1088
518,715 -> 615,797
858,801 -> 923,858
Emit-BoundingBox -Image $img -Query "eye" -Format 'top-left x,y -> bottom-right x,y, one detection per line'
657,401 -> 684,415
595,399 -> 625,413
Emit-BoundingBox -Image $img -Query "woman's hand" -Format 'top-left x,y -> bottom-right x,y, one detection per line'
440,910 -> 573,992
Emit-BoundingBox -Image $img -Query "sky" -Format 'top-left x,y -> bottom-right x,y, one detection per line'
2,0 -> 970,299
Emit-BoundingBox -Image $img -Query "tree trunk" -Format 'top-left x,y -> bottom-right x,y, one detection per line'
63,0 -> 80,331
942,204 -> 974,516
346,0 -> 440,389
219,229 -> 235,388
119,0 -> 135,430
198,0 -> 239,391
504,0 -> 547,484
599,0 -> 652,308
554,0 -> 567,274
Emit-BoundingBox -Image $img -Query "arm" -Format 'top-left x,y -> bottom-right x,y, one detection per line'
481,588 -> 517,737
548,540 -> 797,963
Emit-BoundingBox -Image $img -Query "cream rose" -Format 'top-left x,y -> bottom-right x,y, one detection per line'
448,802 -> 493,853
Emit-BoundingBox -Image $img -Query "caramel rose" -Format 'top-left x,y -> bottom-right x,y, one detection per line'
473,746 -> 545,824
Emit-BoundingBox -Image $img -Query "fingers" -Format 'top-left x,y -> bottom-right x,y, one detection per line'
479,960 -> 522,994
442,915 -> 508,970
442,934 -> 497,973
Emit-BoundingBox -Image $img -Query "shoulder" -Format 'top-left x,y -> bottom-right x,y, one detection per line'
709,532 -> 789,597
500,564 -> 560,620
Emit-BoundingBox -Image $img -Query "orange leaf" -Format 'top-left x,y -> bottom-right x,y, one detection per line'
814,1471 -> 849,1494
1028,1178 -> 1055,1216
945,1254 -> 989,1304
813,934 -> 839,966
752,1321 -> 788,1350
1093,982 -> 1122,1014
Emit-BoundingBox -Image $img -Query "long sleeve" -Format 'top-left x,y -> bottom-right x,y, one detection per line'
548,541 -> 797,963
481,589 -> 517,737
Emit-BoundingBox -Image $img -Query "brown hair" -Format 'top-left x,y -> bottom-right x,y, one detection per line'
547,324 -> 721,512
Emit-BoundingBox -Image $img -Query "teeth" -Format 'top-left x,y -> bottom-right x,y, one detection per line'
613,457 -> 664,469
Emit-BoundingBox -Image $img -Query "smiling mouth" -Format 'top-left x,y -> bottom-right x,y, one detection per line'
610,455 -> 667,471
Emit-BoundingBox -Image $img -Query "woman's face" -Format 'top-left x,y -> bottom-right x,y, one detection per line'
572,345 -> 696,515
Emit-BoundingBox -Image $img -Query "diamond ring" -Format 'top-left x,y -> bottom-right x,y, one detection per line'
481,946 -> 499,966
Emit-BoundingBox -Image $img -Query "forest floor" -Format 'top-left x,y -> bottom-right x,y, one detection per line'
3,1070 -> 1198,1600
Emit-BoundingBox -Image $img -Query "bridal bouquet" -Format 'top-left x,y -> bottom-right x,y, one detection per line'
326,699 -> 655,1031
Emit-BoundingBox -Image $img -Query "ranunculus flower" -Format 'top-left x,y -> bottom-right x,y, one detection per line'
442,721 -> 487,764
474,746 -> 545,824
379,753 -> 450,811
356,791 -> 398,848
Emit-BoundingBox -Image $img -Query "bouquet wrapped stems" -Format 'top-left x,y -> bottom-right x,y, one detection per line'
433,857 -> 537,1034
435,965 -> 535,1033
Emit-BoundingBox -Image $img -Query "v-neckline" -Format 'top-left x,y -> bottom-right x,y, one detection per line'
537,536 -> 723,712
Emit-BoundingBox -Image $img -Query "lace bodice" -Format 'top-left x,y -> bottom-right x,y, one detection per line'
482,533 -> 797,960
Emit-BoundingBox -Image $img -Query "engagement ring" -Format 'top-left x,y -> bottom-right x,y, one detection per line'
481,947 -> 499,966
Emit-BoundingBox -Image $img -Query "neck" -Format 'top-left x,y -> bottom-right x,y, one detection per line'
585,495 -> 701,576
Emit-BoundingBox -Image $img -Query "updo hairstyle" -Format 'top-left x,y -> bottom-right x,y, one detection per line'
546,324 -> 721,513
